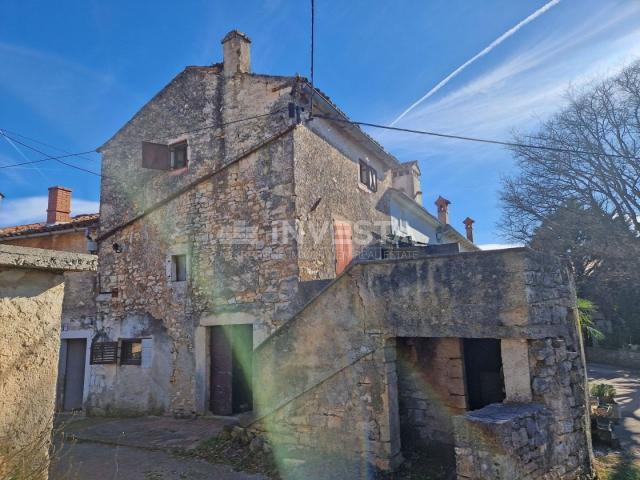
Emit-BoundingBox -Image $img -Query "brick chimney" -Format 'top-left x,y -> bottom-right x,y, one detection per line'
222,30 -> 251,78
435,196 -> 450,224
392,161 -> 423,205
463,217 -> 475,243
47,186 -> 72,224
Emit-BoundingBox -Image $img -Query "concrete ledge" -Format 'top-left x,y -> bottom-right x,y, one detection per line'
0,245 -> 97,272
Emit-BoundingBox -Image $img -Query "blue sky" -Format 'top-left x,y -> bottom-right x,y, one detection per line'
1,0 -> 640,246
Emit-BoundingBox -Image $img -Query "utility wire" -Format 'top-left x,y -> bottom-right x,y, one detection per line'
0,109 -> 287,175
1,134 -> 102,176
0,128 -> 100,164
0,148 -> 98,169
312,114 -> 640,161
310,0 -> 315,118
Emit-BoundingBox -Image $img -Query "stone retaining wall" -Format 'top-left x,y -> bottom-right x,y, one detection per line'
586,346 -> 640,370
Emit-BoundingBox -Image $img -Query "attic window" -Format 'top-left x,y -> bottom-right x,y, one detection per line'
359,160 -> 377,192
170,141 -> 188,169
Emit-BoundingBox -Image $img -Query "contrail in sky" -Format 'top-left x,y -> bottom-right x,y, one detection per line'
390,0 -> 562,126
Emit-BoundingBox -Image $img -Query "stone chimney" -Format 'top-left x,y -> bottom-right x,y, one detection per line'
222,30 -> 251,78
392,161 -> 423,205
463,217 -> 475,242
47,186 -> 72,224
435,196 -> 450,224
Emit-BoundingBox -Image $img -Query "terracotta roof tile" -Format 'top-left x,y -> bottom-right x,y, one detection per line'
0,213 -> 99,239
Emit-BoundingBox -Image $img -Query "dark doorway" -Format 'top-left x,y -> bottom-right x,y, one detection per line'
63,339 -> 86,411
209,324 -> 253,415
463,338 -> 505,410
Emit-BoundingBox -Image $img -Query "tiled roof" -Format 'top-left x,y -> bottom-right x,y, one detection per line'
0,213 -> 99,239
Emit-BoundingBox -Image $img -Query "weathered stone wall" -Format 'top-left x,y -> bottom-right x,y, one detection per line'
454,403 -> 553,480
94,66 -> 307,414
293,124 -> 392,282
0,269 -> 65,480
251,248 -> 593,478
0,245 -> 96,480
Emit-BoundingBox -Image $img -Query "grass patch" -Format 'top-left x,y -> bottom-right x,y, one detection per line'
594,452 -> 640,480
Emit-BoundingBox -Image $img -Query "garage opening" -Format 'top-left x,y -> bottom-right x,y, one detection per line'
463,338 -> 505,410
396,338 -> 467,467
209,324 -> 253,415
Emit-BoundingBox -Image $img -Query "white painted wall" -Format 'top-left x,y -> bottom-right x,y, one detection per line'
389,197 -> 437,244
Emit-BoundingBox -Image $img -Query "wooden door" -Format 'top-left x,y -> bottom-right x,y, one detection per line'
210,325 -> 254,415
210,326 -> 233,415
334,220 -> 353,275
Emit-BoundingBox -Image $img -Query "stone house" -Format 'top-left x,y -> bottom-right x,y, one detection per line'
92,30 -> 476,418
0,187 -> 99,412
0,245 -> 96,480
83,30 -> 591,478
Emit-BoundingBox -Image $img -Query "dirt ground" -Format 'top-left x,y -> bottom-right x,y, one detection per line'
49,415 -> 266,480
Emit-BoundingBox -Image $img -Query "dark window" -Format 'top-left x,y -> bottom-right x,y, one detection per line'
171,254 -> 187,282
463,338 -> 505,410
359,159 -> 377,192
121,339 -> 142,365
90,341 -> 118,364
170,142 -> 188,169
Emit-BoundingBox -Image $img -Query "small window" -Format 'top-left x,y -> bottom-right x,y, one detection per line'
171,254 -> 187,282
359,159 -> 377,192
90,341 -> 118,364
170,142 -> 188,169
120,339 -> 142,365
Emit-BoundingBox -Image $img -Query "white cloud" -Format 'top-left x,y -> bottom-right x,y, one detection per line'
378,1 -> 640,162
0,196 -> 99,227
479,243 -> 523,251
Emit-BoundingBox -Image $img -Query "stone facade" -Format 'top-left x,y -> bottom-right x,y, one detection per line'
0,245 -> 96,480
91,31 -> 468,417
249,248 -> 594,479
81,30 -> 593,479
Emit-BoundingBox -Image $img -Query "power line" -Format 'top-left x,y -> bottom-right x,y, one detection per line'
310,0 -> 315,118
0,128 -> 100,163
1,134 -> 102,176
312,114 -> 640,161
0,148 -> 98,169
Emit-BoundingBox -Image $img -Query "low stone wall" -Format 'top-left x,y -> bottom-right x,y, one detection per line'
453,403 -> 553,480
586,346 -> 640,370
251,248 -> 594,479
0,245 -> 96,480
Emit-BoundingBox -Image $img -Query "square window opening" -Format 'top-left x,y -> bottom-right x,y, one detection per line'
170,142 -> 188,169
171,254 -> 188,282
121,339 -> 142,366
359,159 -> 377,192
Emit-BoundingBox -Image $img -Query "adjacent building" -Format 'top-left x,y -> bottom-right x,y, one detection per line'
0,187 -> 99,412
0,245 -> 96,480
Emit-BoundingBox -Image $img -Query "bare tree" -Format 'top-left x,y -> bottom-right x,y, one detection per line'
501,61 -> 640,243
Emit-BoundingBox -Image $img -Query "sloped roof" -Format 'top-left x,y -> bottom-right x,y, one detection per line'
0,214 -> 99,240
